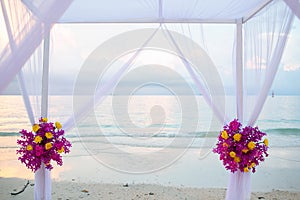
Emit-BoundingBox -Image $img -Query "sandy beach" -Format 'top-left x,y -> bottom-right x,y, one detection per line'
1,177 -> 300,200
1,136 -> 300,199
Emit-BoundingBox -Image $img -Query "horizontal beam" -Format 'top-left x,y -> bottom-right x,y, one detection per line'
243,0 -> 273,23
57,18 -> 238,24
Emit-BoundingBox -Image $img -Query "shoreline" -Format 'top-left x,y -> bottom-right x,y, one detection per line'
1,135 -> 300,199
1,139 -> 300,192
1,177 -> 300,200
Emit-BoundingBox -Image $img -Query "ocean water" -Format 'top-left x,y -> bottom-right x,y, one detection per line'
1,95 -> 300,190
0,95 -> 300,149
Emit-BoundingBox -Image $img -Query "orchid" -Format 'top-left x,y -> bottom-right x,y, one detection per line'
17,117 -> 71,172
213,119 -> 268,173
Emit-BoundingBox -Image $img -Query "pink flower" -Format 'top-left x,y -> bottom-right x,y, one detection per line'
229,119 -> 241,131
55,142 -> 63,150
213,119 -> 268,173
16,118 -> 72,172
35,145 -> 44,157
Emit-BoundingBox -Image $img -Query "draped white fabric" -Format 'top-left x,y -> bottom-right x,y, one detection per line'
0,1 -> 72,199
34,163 -> 51,200
244,0 -> 294,126
226,171 -> 251,200
58,0 -> 270,23
163,25 -> 226,124
0,0 -> 72,92
65,27 -> 161,130
19,35 -> 52,200
226,1 -> 295,200
0,0 -> 298,200
161,24 -> 227,157
226,173 -> 252,200
284,0 -> 300,19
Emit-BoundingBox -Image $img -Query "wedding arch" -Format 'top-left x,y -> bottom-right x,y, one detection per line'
0,0 -> 299,200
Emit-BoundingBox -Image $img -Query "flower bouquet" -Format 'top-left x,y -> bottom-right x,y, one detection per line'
213,119 -> 268,173
17,117 -> 71,172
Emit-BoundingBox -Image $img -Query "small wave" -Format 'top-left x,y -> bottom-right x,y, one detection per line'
0,132 -> 19,137
263,128 -> 300,136
0,146 -> 18,149
74,131 -> 219,138
2,128 -> 299,138
260,119 -> 300,123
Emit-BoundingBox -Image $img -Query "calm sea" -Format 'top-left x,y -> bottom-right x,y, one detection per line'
0,95 -> 300,149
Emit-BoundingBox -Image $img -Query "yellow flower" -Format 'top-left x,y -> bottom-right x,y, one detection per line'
221,130 -> 228,139
234,156 -> 241,163
45,132 -> 53,139
41,117 -> 48,122
45,142 -> 52,150
55,121 -> 62,130
34,135 -> 43,144
229,151 -> 236,158
26,145 -> 33,151
264,138 -> 269,147
222,142 -> 228,148
32,124 -> 40,132
249,162 -> 256,168
233,133 -> 242,142
244,167 -> 249,172
57,147 -> 64,154
242,148 -> 249,153
247,141 -> 256,150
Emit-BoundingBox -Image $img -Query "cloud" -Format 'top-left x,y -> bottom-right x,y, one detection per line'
51,25 -> 78,49
245,57 -> 267,70
283,64 -> 300,72
259,32 -> 290,40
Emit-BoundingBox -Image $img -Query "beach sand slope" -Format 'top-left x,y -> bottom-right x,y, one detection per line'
1,178 -> 300,200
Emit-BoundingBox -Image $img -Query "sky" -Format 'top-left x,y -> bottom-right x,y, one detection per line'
1,14 -> 300,96
271,18 -> 300,95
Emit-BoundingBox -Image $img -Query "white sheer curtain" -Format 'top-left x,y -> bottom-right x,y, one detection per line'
65,23 -> 223,134
163,24 -> 226,124
161,23 -> 227,158
0,0 -> 297,200
0,0 -> 72,93
226,1 -> 294,200
245,0 -> 294,126
0,0 -> 35,124
0,1 -> 72,200
284,0 -> 300,19
64,26 -> 160,131
164,2 -> 297,200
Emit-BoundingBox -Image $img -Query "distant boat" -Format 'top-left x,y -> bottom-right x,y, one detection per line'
272,90 -> 274,98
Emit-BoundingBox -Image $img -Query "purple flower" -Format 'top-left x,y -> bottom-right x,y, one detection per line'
35,145 -> 44,157
16,118 -> 72,172
213,119 -> 268,173
229,119 -> 241,131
